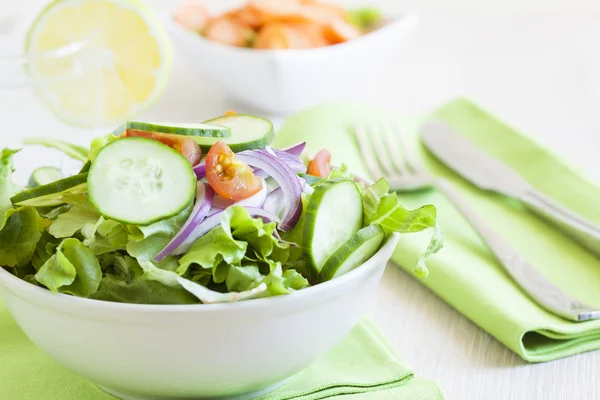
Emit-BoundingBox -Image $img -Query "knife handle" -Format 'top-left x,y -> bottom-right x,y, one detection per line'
434,178 -> 600,322
520,190 -> 600,258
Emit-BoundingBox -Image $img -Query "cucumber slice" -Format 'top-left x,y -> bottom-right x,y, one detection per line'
28,166 -> 62,188
195,114 -> 274,152
303,180 -> 363,275
88,137 -> 196,225
12,173 -> 88,207
317,225 -> 385,283
127,121 -> 231,138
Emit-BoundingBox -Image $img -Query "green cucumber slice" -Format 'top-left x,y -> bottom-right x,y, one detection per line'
28,166 -> 62,188
317,225 -> 385,283
303,180 -> 363,275
127,121 -> 231,138
195,114 -> 274,152
12,173 -> 88,207
88,137 -> 196,225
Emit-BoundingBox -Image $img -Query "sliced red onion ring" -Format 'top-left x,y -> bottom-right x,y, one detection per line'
212,177 -> 268,209
254,169 -> 270,180
154,183 -> 215,262
208,207 -> 222,216
263,187 -> 284,218
266,146 -> 306,174
172,206 -> 281,255
274,154 -> 306,173
279,142 -> 306,157
193,161 -> 206,179
236,150 -> 303,231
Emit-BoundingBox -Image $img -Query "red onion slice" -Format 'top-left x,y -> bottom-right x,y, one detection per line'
263,187 -> 284,218
236,150 -> 303,231
193,161 -> 206,179
279,142 -> 306,157
172,206 -> 281,255
154,183 -> 215,262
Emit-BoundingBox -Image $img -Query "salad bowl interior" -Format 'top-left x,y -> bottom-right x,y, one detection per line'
0,232 -> 399,400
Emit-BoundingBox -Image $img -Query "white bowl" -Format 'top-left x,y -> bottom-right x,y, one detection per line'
167,11 -> 418,114
0,233 -> 399,400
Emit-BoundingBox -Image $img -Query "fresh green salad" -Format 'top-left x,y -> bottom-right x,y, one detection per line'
0,113 -> 442,304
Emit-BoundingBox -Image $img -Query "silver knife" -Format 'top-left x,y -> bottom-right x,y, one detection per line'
418,121 -> 600,321
420,121 -> 600,258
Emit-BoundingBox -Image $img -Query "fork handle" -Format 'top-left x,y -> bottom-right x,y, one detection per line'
434,178 -> 600,322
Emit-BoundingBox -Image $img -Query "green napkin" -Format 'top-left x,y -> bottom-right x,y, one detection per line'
275,98 -> 600,362
0,299 -> 444,399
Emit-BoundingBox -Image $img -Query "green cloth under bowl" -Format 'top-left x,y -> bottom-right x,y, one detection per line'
274,98 -> 600,363
0,298 -> 444,399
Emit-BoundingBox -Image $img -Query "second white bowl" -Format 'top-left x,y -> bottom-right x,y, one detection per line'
167,11 -> 418,114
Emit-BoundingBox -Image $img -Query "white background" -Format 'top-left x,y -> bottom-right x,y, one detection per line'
2,1 -> 600,399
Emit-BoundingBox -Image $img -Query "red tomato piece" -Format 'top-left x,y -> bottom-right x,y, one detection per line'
125,129 -> 202,167
205,141 -> 263,200
307,149 -> 331,177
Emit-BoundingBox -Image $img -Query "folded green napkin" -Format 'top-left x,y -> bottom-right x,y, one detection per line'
275,98 -> 600,362
0,299 -> 444,399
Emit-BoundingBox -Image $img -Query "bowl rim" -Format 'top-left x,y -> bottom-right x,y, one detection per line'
166,12 -> 419,58
0,232 -> 399,314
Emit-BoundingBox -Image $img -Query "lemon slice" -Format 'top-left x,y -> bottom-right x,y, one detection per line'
26,0 -> 172,128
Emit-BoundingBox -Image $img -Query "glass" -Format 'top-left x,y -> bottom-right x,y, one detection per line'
0,5 -> 122,182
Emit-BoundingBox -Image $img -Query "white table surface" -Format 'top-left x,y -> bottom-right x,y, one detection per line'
2,3 -> 600,399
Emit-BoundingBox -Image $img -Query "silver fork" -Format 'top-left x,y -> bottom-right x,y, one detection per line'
355,121 -> 600,322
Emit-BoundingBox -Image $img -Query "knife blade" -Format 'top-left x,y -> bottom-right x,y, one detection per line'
420,121 -> 532,198
419,120 -> 600,257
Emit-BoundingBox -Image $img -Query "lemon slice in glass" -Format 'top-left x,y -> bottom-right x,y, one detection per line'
25,0 -> 172,128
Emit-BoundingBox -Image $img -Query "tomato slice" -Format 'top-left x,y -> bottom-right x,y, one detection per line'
307,149 -> 331,177
125,129 -> 202,166
205,141 -> 263,200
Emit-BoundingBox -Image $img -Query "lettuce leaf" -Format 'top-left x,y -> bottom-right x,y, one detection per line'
0,206 -> 50,267
31,232 -> 61,271
35,238 -> 102,296
414,224 -> 444,278
126,201 -> 193,260
363,178 -> 437,233
300,164 -> 353,188
177,206 -> 290,278
222,205 -> 288,259
220,260 -> 308,296
48,205 -> 100,238
0,149 -> 24,231
225,264 -> 263,292
263,266 -> 309,295
362,178 -> 443,277
177,225 -> 246,275
46,193 -> 129,255
138,260 -> 269,304
91,254 -> 198,305
84,219 -> 129,255
88,133 -> 119,161
34,249 -> 76,292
